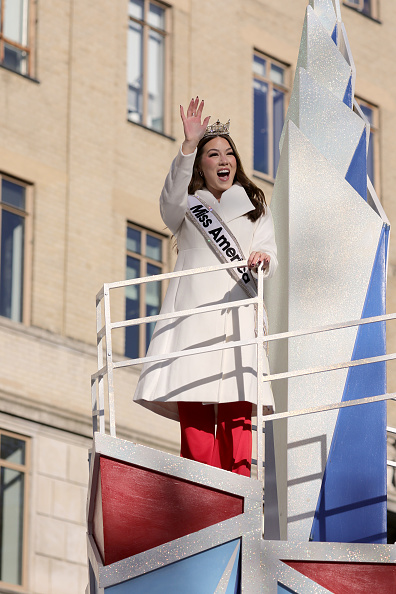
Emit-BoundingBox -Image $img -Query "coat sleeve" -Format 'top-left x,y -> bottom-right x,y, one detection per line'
159,146 -> 197,235
250,207 -> 278,279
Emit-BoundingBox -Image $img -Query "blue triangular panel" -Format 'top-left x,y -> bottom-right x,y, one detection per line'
345,128 -> 367,200
342,74 -> 353,108
278,584 -> 298,594
310,226 -> 388,544
105,539 -> 241,593
225,541 -> 241,594
331,23 -> 338,45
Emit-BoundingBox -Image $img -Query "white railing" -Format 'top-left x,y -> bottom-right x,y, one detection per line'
92,260 -> 268,481
91,261 -> 396,485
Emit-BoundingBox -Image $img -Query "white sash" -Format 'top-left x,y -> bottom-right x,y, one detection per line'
186,194 -> 269,348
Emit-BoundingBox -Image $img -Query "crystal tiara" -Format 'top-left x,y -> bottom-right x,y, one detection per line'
203,119 -> 231,137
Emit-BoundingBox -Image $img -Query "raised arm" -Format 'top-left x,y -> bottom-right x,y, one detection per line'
160,98 -> 210,234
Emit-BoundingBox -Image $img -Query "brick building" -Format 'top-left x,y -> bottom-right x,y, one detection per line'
0,0 -> 395,591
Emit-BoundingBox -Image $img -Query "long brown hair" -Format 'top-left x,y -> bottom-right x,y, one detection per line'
188,134 -> 266,222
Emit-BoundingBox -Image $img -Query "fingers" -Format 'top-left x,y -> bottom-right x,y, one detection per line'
184,96 -> 206,119
187,97 -> 198,118
248,252 -> 271,269
180,97 -> 209,147
197,99 -> 205,118
193,96 -> 199,115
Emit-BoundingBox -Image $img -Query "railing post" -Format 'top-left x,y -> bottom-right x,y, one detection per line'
91,377 -> 98,435
96,295 -> 105,434
256,266 -> 265,486
103,285 -> 116,437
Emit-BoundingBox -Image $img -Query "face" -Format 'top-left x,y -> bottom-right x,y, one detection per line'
199,137 -> 237,200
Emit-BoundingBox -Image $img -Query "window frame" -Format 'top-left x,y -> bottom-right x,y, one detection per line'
0,0 -> 36,77
354,97 -> 380,195
0,174 -> 33,326
252,50 -> 290,182
125,222 -> 169,358
0,429 -> 30,591
127,0 -> 171,135
343,0 -> 380,20
344,0 -> 364,9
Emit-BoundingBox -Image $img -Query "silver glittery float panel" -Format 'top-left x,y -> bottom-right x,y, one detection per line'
261,539 -> 396,592
287,121 -> 382,540
86,432 -> 263,592
280,5 -> 352,152
289,67 -> 364,176
265,0 -> 387,542
309,0 -> 337,34
267,120 -> 383,541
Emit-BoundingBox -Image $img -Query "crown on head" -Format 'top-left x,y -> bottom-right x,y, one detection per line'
203,119 -> 231,138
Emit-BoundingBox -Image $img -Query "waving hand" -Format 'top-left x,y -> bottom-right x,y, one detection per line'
181,97 -> 211,155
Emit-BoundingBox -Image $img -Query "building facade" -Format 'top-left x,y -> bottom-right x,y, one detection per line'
0,0 -> 395,591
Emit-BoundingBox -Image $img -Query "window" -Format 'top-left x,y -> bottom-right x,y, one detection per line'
0,176 -> 31,323
355,98 -> 380,192
125,224 -> 167,358
127,0 -> 170,133
0,0 -> 34,76
0,430 -> 29,588
253,52 -> 289,180
343,0 -> 380,19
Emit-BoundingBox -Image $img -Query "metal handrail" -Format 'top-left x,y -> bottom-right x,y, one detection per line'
92,260 -> 267,481
91,261 -> 395,485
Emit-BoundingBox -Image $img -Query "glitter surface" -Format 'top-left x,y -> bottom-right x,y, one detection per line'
266,0 -> 386,545
296,68 -> 365,176
280,6 -> 352,153
309,0 -> 337,34
88,433 -> 263,589
272,119 -> 383,541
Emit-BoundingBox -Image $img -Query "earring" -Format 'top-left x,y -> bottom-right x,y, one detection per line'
199,171 -> 203,177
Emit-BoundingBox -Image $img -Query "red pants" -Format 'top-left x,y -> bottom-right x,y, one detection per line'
178,401 -> 252,477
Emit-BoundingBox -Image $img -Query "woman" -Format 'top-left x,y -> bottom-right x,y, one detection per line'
134,97 -> 277,477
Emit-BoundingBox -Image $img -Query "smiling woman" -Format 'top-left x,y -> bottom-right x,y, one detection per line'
133,97 -> 278,477
198,138 -> 237,200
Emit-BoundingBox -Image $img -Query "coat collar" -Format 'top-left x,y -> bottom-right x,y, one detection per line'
197,183 -> 255,223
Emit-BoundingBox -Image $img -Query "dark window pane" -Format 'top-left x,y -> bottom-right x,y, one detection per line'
125,256 -> 141,359
145,263 -> 161,351
1,180 -> 25,210
363,0 -> 371,15
0,436 -> 25,465
146,234 -> 162,261
127,227 -> 142,254
0,211 -> 24,321
253,78 -> 269,174
0,468 -> 24,585
273,88 -> 285,176
3,44 -> 27,75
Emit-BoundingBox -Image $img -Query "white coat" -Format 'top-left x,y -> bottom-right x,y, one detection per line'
133,147 -> 278,421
